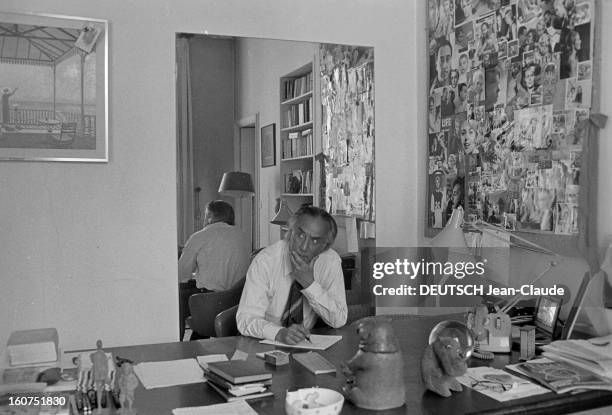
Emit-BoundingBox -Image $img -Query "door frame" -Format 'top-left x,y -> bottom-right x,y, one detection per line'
234,113 -> 260,249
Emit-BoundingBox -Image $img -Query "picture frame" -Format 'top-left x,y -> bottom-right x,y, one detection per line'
261,123 -> 276,167
0,12 -> 108,162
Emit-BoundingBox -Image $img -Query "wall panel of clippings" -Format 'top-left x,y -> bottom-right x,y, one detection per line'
320,44 -> 375,221
427,0 -> 594,236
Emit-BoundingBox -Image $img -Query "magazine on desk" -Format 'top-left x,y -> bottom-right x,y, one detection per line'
508,358 -> 612,394
541,335 -> 612,378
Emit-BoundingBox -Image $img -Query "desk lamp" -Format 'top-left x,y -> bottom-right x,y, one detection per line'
432,208 -> 567,353
430,207 -> 473,308
467,219 -> 563,313
270,198 -> 293,225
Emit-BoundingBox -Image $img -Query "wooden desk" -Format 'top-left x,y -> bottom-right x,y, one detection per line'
106,315 -> 612,414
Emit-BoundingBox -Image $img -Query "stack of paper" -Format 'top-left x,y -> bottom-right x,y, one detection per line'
542,335 -> 612,378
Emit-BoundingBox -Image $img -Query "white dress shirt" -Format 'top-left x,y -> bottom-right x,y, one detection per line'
178,222 -> 250,291
236,239 -> 347,340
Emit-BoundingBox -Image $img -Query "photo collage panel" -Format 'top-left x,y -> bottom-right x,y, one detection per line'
427,0 -> 593,234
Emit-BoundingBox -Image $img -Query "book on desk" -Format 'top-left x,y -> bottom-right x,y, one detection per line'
204,360 -> 273,402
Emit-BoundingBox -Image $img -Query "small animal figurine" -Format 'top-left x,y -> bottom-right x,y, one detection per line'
342,317 -> 405,410
90,340 -> 109,413
421,321 -> 473,397
117,362 -> 139,414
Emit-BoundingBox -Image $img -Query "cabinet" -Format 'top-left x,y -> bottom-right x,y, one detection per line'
279,61 -> 319,220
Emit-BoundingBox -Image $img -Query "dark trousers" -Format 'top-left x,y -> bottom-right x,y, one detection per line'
179,280 -> 213,340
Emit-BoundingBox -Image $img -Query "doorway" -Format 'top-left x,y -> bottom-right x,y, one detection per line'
235,115 -> 260,251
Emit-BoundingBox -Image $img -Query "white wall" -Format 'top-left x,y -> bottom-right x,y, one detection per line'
0,0 -> 420,351
0,0 -> 610,350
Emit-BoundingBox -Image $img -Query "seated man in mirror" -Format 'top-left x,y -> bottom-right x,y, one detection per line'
178,200 -> 250,340
237,206 -> 347,344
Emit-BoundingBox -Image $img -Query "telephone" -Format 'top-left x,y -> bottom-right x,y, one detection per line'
466,304 -> 512,354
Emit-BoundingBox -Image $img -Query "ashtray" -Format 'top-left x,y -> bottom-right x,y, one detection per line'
285,387 -> 344,415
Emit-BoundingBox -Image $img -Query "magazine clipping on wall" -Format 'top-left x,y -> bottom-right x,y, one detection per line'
427,0 -> 593,235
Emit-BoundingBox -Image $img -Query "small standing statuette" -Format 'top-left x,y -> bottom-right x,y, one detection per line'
117,362 -> 139,414
90,340 -> 110,413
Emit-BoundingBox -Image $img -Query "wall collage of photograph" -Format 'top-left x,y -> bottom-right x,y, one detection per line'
320,44 -> 375,221
427,0 -> 594,235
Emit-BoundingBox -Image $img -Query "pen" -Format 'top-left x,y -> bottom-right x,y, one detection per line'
300,323 -> 312,343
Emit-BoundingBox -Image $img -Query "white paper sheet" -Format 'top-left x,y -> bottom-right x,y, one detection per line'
260,335 -> 342,350
173,400 -> 258,415
134,358 -> 205,389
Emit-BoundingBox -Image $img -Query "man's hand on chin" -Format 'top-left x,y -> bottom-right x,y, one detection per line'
289,251 -> 316,288
275,324 -> 310,345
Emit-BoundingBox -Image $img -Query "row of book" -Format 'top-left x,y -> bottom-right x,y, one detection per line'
283,129 -> 313,159
282,73 -> 312,101
204,360 -> 273,402
282,97 -> 312,128
284,169 -> 313,194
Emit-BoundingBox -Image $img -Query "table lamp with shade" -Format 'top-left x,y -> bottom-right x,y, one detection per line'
218,171 -> 255,196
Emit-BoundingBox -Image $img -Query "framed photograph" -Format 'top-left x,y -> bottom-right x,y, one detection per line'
0,12 -> 108,162
261,123 -> 276,167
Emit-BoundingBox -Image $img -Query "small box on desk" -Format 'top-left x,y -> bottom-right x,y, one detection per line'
7,328 -> 58,366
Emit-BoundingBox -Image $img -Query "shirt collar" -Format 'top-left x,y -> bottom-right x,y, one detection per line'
281,240 -> 293,278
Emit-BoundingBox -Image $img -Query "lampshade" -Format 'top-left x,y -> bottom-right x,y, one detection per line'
218,172 -> 254,197
430,206 -> 468,248
271,199 -> 293,225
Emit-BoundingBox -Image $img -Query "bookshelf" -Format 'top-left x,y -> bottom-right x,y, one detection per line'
279,61 -> 318,224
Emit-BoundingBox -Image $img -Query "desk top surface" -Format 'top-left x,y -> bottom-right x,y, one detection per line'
107,315 -> 612,415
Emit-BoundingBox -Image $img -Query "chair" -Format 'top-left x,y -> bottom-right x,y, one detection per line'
214,304 -> 239,337
187,277 -> 245,339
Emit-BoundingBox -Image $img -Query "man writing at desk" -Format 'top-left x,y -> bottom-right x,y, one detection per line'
237,206 -> 347,344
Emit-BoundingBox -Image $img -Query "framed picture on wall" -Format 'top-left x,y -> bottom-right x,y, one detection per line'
0,12 -> 108,162
261,123 -> 276,167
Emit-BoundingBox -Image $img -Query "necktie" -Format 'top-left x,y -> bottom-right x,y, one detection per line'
281,281 -> 304,327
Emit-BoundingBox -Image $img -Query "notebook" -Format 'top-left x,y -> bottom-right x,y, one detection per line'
292,352 -> 336,375
260,335 -> 342,350
207,360 -> 272,384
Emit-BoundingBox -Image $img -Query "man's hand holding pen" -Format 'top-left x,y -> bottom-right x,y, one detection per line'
275,324 -> 311,345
